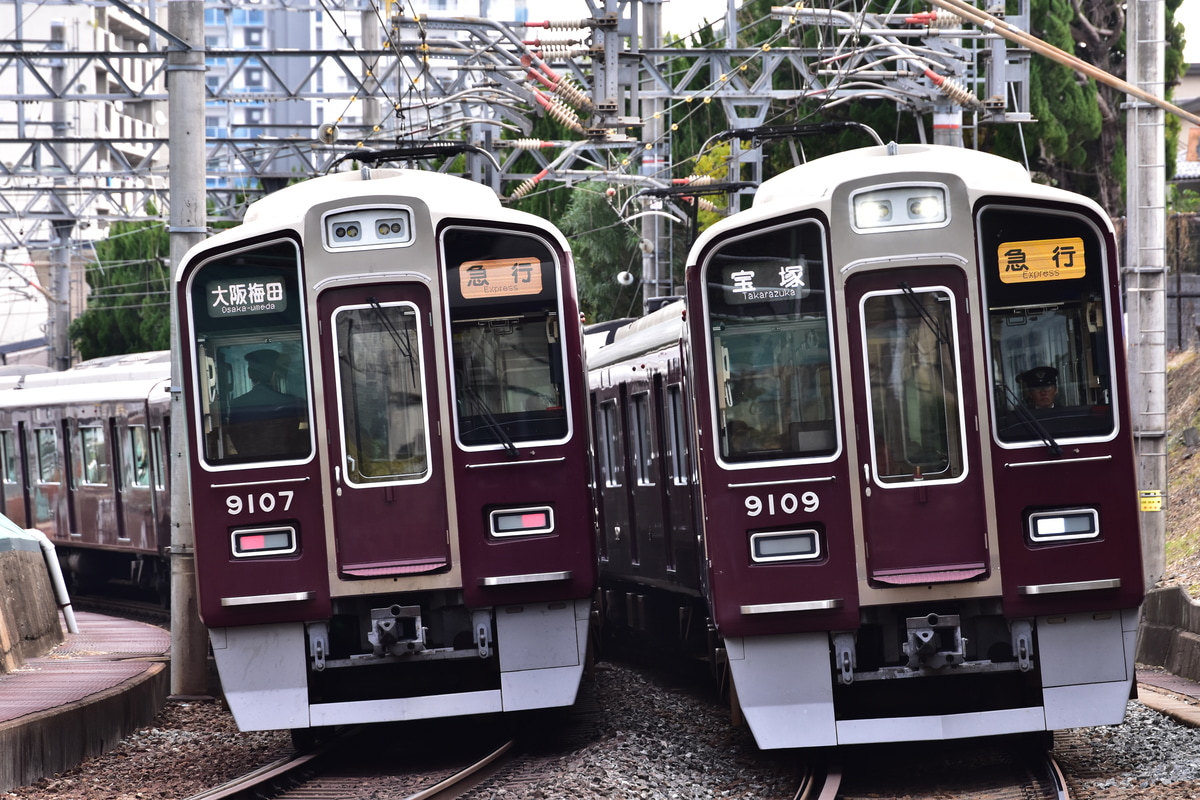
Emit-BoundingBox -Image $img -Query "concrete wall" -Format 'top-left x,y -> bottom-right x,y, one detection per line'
0,524 -> 63,673
1137,585 -> 1200,680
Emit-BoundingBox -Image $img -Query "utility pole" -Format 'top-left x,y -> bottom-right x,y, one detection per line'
639,0 -> 669,311
1125,0 -> 1168,588
168,0 -> 210,698
49,21 -> 73,371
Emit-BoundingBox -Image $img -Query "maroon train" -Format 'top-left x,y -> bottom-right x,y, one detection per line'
0,352 -> 172,599
174,164 -> 596,740
587,143 -> 1145,748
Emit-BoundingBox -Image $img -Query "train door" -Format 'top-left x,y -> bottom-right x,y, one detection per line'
318,282 -> 451,577
628,386 -> 664,568
845,266 -> 989,585
595,391 -> 636,569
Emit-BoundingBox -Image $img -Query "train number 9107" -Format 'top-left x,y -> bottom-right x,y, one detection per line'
226,491 -> 295,515
745,491 -> 819,517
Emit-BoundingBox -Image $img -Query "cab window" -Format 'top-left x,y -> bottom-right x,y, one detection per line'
187,239 -> 312,466
704,219 -> 836,464
978,206 -> 1116,444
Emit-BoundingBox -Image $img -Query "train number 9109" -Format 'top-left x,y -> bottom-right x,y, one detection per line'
745,491 -> 819,517
226,491 -> 296,515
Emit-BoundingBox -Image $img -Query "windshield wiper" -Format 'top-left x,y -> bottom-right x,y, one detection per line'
1000,384 -> 1063,456
368,297 -> 417,385
898,282 -> 948,346
459,362 -> 519,459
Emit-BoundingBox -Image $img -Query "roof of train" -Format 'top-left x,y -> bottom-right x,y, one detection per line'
0,351 -> 171,410
178,168 -> 567,276
693,143 -> 1110,253
585,301 -> 685,369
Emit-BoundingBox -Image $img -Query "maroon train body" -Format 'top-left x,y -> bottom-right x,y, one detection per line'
588,143 -> 1145,748
174,166 -> 596,739
0,353 -> 172,598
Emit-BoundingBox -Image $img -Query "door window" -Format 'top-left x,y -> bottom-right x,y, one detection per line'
332,302 -> 429,484
860,287 -> 965,484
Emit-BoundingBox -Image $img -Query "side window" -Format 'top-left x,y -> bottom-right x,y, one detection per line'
35,428 -> 59,484
150,426 -> 167,490
130,426 -> 151,487
666,384 -> 688,485
80,426 -> 109,485
597,400 -> 620,487
630,392 -> 652,486
0,430 -> 16,484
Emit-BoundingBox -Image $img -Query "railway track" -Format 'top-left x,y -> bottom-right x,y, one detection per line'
181,727 -> 514,800
813,736 -> 1070,800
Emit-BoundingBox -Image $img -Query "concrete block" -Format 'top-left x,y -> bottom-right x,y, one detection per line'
1168,629 -> 1200,683
0,525 -> 62,674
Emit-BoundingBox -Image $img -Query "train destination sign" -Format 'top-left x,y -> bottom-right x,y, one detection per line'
997,237 -> 1086,284
206,277 -> 288,317
720,262 -> 811,304
459,257 -> 544,299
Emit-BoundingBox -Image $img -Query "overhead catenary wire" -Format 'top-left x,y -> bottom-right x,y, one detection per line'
924,0 -> 1200,127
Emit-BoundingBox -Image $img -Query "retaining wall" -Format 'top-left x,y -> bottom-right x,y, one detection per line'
0,521 -> 62,674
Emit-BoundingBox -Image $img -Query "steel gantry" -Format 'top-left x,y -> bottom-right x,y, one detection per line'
0,0 -> 1033,295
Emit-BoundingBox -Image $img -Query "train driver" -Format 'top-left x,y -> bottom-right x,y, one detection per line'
1017,366 -> 1058,410
226,348 -> 307,458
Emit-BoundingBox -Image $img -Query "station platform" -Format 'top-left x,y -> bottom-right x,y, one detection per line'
1136,667 -> 1200,728
0,611 -> 171,793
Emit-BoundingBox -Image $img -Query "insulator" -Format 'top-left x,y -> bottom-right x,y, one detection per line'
928,9 -> 963,28
936,76 -> 982,109
510,138 -> 548,150
538,45 -> 590,60
554,76 -> 593,111
508,176 -> 539,201
697,197 -> 720,214
544,97 -> 586,134
542,19 -> 590,30
684,175 -> 716,187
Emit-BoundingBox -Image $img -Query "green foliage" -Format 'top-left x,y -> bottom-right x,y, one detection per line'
556,184 -> 642,324
1169,186 -> 1200,213
69,210 -> 171,361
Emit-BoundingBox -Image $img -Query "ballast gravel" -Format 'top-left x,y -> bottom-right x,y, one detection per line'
5,658 -> 1200,799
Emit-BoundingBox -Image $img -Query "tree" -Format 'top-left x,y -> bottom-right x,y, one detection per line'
69,211 -> 171,360
557,184 -> 643,324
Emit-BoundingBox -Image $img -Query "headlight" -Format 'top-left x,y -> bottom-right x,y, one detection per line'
750,529 -> 822,563
851,185 -> 947,232
1028,508 -> 1099,543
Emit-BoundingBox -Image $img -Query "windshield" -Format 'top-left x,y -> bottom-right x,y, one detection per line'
443,228 -> 569,449
188,239 -> 312,466
978,206 -> 1116,444
704,219 -> 836,464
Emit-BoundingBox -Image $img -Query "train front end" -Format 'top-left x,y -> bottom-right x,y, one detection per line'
176,168 -> 595,736
688,144 -> 1144,748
